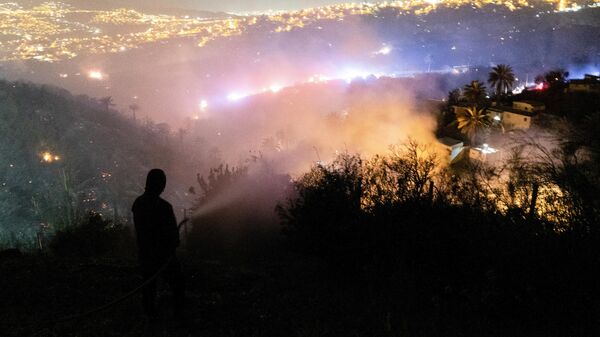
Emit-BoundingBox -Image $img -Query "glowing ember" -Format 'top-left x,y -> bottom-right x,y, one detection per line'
41,151 -> 60,163
88,70 -> 104,80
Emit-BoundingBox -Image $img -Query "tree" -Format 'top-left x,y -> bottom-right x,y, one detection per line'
177,128 -> 187,144
534,74 -> 545,84
462,80 -> 487,106
544,69 -> 569,85
447,88 -> 461,107
455,106 -> 490,144
534,69 -> 569,90
128,103 -> 140,121
488,64 -> 516,98
99,96 -> 114,112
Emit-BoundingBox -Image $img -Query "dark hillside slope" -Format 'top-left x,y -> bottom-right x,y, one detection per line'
0,81 -> 186,247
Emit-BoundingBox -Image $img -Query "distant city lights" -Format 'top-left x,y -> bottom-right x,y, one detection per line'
269,84 -> 283,93
227,92 -> 247,101
1,0 -> 595,63
375,45 -> 392,55
341,69 -> 371,83
200,99 -> 208,110
308,74 -> 331,83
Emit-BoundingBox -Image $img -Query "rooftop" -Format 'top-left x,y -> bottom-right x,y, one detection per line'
438,137 -> 463,147
570,79 -> 600,85
569,74 -> 600,84
487,106 -> 536,117
513,100 -> 545,107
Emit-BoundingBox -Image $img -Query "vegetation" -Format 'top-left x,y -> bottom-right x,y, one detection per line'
0,80 -> 183,248
1,69 -> 600,336
455,106 -> 491,144
488,64 -> 516,98
50,212 -> 134,258
462,80 -> 488,106
274,130 -> 600,335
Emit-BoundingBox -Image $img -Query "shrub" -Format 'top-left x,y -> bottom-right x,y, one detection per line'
50,212 -> 133,258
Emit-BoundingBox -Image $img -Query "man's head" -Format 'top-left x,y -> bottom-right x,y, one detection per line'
145,169 -> 166,195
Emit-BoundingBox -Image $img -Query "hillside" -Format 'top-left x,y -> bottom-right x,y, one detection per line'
0,81 -> 189,247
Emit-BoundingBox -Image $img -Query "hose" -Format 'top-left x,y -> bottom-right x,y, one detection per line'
5,218 -> 190,333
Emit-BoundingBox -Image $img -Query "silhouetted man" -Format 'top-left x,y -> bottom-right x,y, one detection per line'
132,169 -> 184,318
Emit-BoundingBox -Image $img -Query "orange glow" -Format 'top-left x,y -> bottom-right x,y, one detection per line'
88,70 -> 104,80
41,151 -> 60,163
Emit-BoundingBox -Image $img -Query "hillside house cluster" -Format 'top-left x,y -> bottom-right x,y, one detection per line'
443,100 -> 545,163
439,74 -> 600,164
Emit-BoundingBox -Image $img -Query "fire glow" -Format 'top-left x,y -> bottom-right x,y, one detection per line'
41,151 -> 60,163
88,70 -> 105,80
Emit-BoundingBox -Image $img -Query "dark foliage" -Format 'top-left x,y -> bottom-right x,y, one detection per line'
187,160 -> 292,260
50,212 -> 133,258
277,139 -> 600,335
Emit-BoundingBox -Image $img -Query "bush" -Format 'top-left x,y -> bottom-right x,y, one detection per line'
276,142 -> 600,334
187,161 -> 292,259
50,212 -> 133,258
277,154 -> 364,256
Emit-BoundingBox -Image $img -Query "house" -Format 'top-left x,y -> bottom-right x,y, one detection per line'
512,100 -> 545,113
568,74 -> 600,93
438,137 -> 464,162
487,100 -> 545,131
469,144 -> 499,162
451,99 -> 544,131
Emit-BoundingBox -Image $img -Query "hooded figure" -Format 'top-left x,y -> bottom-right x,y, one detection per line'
132,169 -> 184,318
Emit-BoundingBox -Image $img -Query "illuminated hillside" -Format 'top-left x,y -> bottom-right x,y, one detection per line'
1,0 -> 598,62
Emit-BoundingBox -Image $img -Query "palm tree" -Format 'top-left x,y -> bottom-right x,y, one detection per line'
128,103 -> 140,121
488,64 -> 516,97
447,88 -> 461,106
456,106 -> 491,144
462,80 -> 487,106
